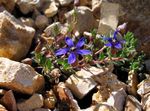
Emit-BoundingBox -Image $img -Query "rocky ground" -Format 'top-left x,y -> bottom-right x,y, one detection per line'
0,0 -> 150,111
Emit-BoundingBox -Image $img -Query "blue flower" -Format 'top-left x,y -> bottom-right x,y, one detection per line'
55,37 -> 91,64
103,30 -> 125,49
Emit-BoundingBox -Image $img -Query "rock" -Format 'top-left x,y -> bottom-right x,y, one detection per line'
0,11 -> 35,61
44,1 -> 58,18
107,0 -> 150,56
97,2 -> 120,35
0,90 -> 17,111
124,95 -> 142,111
141,93 -> 150,111
44,90 -> 57,109
55,82 -> 80,111
44,22 -> 62,37
145,59 -> 150,73
34,108 -> 51,111
0,0 -> 15,12
58,0 -> 73,6
0,104 -> 7,111
65,70 -> 97,99
35,15 -> 49,29
0,57 -> 45,95
128,70 -> 138,97
92,0 -> 102,18
16,0 -> 41,14
137,77 -> 150,96
17,94 -> 44,111
20,17 -> 35,27
107,88 -> 127,111
65,6 -> 95,33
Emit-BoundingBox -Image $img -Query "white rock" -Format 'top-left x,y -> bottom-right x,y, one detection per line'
65,6 -> 95,33
137,77 -> 150,96
0,104 -> 7,111
44,1 -> 58,18
58,0 -> 73,6
0,57 -> 45,95
107,88 -> 127,111
65,70 -> 97,99
17,94 -> 44,111
0,11 -> 35,61
35,15 -> 49,29
44,22 -> 62,36
17,0 -> 41,14
124,95 -> 142,111
97,2 -> 120,35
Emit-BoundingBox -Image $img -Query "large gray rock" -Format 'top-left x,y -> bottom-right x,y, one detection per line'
65,6 -> 95,33
0,57 -> 45,95
0,11 -> 35,61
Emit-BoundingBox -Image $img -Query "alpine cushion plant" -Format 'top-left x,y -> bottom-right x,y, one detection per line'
55,37 -> 91,64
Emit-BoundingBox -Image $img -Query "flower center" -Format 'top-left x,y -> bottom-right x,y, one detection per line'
70,47 -> 76,51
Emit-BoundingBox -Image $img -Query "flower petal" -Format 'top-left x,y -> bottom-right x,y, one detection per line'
65,37 -> 74,47
102,36 -> 112,42
105,42 -> 112,47
76,37 -> 85,48
76,49 -> 91,55
120,40 -> 126,44
55,48 -> 68,56
68,52 -> 76,64
114,42 -> 122,49
113,30 -> 119,40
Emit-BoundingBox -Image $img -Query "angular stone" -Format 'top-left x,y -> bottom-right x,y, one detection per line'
107,88 -> 127,111
0,89 -> 7,95
0,57 -> 45,95
44,22 -> 62,37
0,104 -> 7,111
0,11 -> 35,61
58,0 -> 73,6
1,90 -> 17,111
65,6 -> 95,33
124,95 -> 142,111
16,0 -> 41,14
137,77 -> 150,96
44,1 -> 58,18
141,93 -> 150,111
145,59 -> 150,73
97,2 -> 120,35
17,94 -> 44,111
65,70 -> 97,99
0,0 -> 15,12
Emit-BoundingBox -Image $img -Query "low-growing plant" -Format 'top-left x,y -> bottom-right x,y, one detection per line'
33,24 -> 145,83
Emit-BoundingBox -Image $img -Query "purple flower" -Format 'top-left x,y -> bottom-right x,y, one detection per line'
103,30 -> 125,49
55,37 -> 91,64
